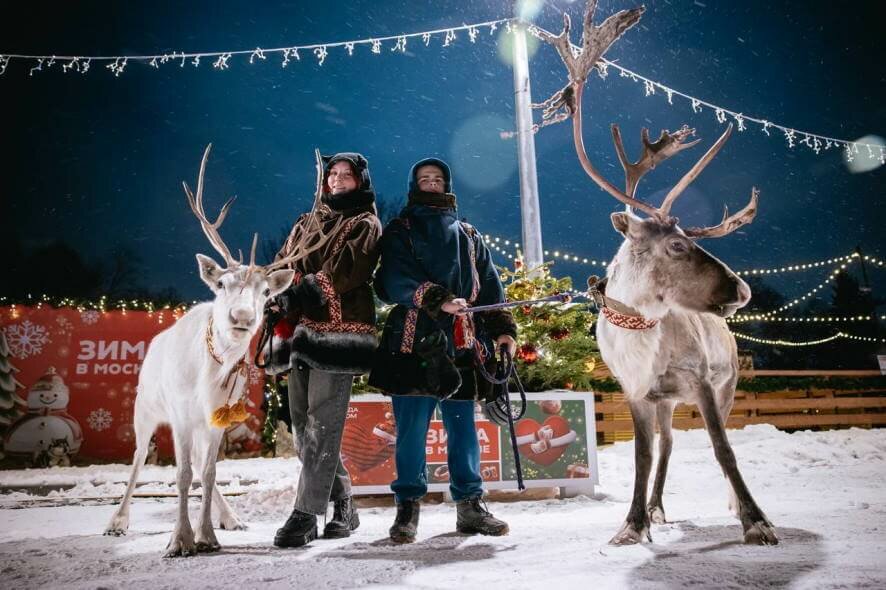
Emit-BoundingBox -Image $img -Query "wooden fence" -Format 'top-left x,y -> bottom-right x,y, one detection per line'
595,370 -> 886,444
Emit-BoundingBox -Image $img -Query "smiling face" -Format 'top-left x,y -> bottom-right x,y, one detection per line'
415,164 -> 446,194
611,212 -> 751,318
196,255 -> 294,343
326,160 -> 359,195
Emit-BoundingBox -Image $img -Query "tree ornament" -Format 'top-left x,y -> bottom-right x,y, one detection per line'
516,343 -> 539,364
550,327 -> 570,341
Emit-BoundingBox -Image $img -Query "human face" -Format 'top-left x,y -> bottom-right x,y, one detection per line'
327,161 -> 359,194
416,164 -> 446,194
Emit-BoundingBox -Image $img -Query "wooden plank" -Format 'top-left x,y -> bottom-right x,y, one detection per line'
740,370 -> 882,378
596,397 -> 886,413
595,413 -> 886,433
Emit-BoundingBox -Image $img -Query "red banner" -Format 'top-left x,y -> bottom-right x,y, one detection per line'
0,306 -> 266,465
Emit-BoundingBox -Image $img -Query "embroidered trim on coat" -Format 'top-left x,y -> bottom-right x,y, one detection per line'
601,306 -> 660,330
297,214 -> 375,336
400,309 -> 419,353
412,281 -> 436,307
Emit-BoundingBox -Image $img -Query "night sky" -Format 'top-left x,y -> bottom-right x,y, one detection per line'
2,0 -> 883,303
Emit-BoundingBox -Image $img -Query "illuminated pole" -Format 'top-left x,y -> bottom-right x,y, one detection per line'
512,23 -> 544,273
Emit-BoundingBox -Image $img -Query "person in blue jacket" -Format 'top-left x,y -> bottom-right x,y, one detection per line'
369,157 -> 517,543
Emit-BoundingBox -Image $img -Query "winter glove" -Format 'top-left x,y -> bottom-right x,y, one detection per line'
293,273 -> 328,309
414,329 -> 462,400
271,286 -> 301,323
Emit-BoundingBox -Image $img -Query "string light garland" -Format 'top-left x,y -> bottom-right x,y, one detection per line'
525,25 -> 886,163
732,331 -> 886,347
0,18 -> 512,77
481,237 -> 884,331
483,236 -> 885,278
727,314 -> 884,324
0,294 -> 191,325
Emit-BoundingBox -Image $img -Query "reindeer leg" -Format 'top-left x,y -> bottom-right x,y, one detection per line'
165,426 -> 197,558
610,398 -> 655,545
194,427 -> 223,553
717,380 -> 741,518
105,409 -> 156,536
696,385 -> 778,545
214,482 -> 247,531
647,401 -> 675,524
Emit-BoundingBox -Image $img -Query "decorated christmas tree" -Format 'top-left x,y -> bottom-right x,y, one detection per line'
499,256 -> 602,391
0,331 -> 27,431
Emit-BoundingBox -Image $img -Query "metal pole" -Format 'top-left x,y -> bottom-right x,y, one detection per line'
512,23 -> 544,272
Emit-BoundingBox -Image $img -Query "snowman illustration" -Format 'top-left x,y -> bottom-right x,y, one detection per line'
4,367 -> 83,462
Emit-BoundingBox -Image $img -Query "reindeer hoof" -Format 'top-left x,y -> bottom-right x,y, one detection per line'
744,521 -> 779,545
164,534 -> 198,558
647,505 -> 666,524
196,540 -> 221,553
609,522 -> 652,545
219,516 -> 247,531
104,527 -> 126,537
104,515 -> 129,536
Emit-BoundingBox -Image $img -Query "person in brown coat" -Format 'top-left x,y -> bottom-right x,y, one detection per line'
273,152 -> 381,548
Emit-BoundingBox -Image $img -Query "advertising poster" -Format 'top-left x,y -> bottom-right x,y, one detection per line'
0,306 -> 266,465
342,392 -> 598,494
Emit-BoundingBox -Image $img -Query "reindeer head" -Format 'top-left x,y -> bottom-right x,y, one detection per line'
599,122 -> 755,319
184,145 -> 295,343
608,211 -> 751,319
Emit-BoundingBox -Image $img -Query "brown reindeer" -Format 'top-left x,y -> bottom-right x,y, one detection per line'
536,2 -> 777,545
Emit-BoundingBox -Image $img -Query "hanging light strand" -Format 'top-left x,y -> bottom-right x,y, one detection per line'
527,25 -> 885,162
0,18 -> 513,77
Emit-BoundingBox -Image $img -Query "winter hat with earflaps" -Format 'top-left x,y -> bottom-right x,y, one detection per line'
408,157 -> 453,194
321,152 -> 373,193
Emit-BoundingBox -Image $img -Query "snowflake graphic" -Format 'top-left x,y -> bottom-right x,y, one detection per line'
87,408 -> 113,431
55,316 -> 74,337
80,310 -> 100,325
2,321 -> 51,359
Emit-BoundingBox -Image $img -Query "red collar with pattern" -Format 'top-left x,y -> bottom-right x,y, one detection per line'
601,306 -> 660,330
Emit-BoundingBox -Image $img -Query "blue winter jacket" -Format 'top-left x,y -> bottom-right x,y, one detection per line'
369,193 -> 517,400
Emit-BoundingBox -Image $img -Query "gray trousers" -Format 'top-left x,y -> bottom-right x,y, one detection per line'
288,364 -> 354,515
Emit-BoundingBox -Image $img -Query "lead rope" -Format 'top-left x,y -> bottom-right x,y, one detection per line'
476,344 -> 527,491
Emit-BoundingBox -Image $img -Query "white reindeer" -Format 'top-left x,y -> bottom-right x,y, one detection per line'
104,145 -> 296,557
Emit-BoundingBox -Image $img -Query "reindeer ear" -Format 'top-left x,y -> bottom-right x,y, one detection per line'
266,269 -> 295,297
196,254 -> 225,290
610,212 -> 631,237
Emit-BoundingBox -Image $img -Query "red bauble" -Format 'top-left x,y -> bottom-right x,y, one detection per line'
549,328 -> 569,341
516,343 -> 539,364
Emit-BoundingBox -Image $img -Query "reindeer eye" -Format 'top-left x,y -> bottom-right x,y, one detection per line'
216,281 -> 224,289
263,288 -> 271,297
670,240 -> 688,253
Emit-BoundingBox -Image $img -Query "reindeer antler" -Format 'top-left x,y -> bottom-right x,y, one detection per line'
537,1 -> 760,239
683,188 -> 759,238
611,124 -> 701,199
535,2 -> 646,87
572,84 -> 662,218
182,144 -> 240,267
659,124 -> 734,217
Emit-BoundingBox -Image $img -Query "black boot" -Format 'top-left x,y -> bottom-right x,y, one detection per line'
323,496 -> 360,539
456,497 -> 509,536
389,499 -> 420,544
274,507 -> 318,548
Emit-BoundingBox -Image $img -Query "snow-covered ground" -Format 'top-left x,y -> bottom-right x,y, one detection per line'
1,424 -> 884,589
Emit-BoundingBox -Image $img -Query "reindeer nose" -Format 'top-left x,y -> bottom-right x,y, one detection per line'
229,306 -> 255,326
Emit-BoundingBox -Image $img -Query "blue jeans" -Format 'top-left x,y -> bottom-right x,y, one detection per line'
391,396 -> 483,503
